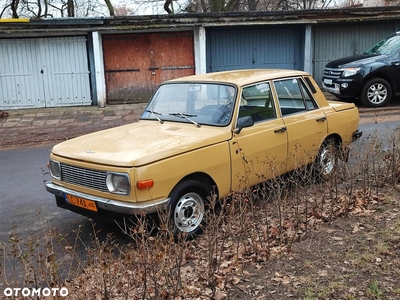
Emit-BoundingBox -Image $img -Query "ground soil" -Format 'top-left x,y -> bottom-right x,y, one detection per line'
226,187 -> 400,300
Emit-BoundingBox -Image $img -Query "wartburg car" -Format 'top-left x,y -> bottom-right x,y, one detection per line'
46,69 -> 362,237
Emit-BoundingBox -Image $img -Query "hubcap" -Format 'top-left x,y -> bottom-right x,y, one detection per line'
320,148 -> 334,175
174,192 -> 204,233
367,83 -> 387,105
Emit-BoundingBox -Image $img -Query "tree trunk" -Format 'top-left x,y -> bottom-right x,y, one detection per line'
11,0 -> 19,18
67,0 -> 74,17
200,0 -> 207,12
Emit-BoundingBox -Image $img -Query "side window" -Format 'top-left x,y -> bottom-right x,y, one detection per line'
238,82 -> 276,122
299,80 -> 319,110
274,78 -> 318,116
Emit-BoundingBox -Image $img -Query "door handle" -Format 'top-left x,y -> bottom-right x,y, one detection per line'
274,127 -> 287,133
316,117 -> 327,122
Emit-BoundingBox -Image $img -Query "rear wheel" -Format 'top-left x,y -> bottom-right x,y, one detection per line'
314,139 -> 339,181
168,179 -> 209,239
359,78 -> 392,107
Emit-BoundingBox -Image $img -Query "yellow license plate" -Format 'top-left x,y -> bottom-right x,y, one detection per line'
66,194 -> 98,212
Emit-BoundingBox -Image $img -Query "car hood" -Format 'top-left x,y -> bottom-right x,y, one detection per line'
325,54 -> 385,68
51,121 -> 233,167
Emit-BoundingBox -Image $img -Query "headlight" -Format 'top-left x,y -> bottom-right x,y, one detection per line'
106,173 -> 130,195
342,68 -> 360,77
49,160 -> 61,179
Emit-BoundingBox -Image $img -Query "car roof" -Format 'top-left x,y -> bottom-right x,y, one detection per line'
166,69 -> 309,86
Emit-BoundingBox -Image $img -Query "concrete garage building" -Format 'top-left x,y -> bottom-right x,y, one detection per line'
0,7 -> 399,110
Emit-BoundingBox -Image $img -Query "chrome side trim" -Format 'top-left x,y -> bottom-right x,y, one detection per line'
45,182 -> 170,215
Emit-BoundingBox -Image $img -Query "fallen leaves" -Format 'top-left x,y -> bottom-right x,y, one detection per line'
61,186 -> 388,299
0,110 -> 9,118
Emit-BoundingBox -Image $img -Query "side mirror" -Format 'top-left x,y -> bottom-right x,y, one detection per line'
234,115 -> 254,134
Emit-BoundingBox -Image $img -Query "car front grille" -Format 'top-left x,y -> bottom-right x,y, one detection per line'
60,163 -> 108,192
323,68 -> 343,78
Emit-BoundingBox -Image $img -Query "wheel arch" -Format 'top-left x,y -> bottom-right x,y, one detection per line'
174,172 -> 219,199
322,133 -> 342,149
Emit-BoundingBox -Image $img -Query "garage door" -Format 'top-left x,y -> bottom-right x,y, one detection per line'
207,27 -> 302,72
313,23 -> 395,85
0,36 -> 92,109
103,32 -> 195,104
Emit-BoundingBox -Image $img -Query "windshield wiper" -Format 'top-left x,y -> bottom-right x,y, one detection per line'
169,112 -> 200,127
145,109 -> 164,124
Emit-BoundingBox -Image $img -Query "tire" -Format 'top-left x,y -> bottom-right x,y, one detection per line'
168,179 -> 209,239
359,78 -> 392,107
314,139 -> 338,182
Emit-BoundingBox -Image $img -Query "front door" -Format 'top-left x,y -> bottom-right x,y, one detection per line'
230,81 -> 288,190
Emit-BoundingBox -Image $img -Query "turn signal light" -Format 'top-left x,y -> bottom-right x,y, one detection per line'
137,179 -> 154,190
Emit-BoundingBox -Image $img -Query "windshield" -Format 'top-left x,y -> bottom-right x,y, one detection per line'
141,82 -> 237,126
364,32 -> 400,56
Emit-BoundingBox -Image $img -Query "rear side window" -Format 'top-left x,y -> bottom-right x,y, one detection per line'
274,77 -> 318,116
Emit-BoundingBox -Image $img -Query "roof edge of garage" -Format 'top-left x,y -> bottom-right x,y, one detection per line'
0,6 -> 400,34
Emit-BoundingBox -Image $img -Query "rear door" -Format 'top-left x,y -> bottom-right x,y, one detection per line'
272,77 -> 328,172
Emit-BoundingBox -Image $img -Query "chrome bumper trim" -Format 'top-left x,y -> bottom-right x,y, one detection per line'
45,182 -> 170,215
322,82 -> 340,94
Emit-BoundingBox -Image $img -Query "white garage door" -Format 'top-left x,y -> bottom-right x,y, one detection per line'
0,36 -> 91,109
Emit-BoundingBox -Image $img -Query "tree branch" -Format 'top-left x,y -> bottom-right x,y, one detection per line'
164,0 -> 173,14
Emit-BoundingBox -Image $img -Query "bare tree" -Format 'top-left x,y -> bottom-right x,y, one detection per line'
0,0 -> 115,18
276,0 -> 334,9
185,0 -> 335,12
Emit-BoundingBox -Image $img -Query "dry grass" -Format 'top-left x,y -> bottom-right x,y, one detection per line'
1,128 -> 400,299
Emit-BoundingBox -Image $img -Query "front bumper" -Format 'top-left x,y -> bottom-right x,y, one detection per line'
322,77 -> 362,98
45,182 -> 170,215
322,82 -> 340,94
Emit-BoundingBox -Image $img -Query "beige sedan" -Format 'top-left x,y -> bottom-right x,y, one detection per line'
46,69 -> 362,237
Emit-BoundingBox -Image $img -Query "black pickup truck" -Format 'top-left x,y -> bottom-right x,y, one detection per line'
322,32 -> 400,107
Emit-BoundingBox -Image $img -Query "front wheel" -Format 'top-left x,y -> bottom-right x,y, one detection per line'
359,78 -> 392,107
168,179 -> 209,239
